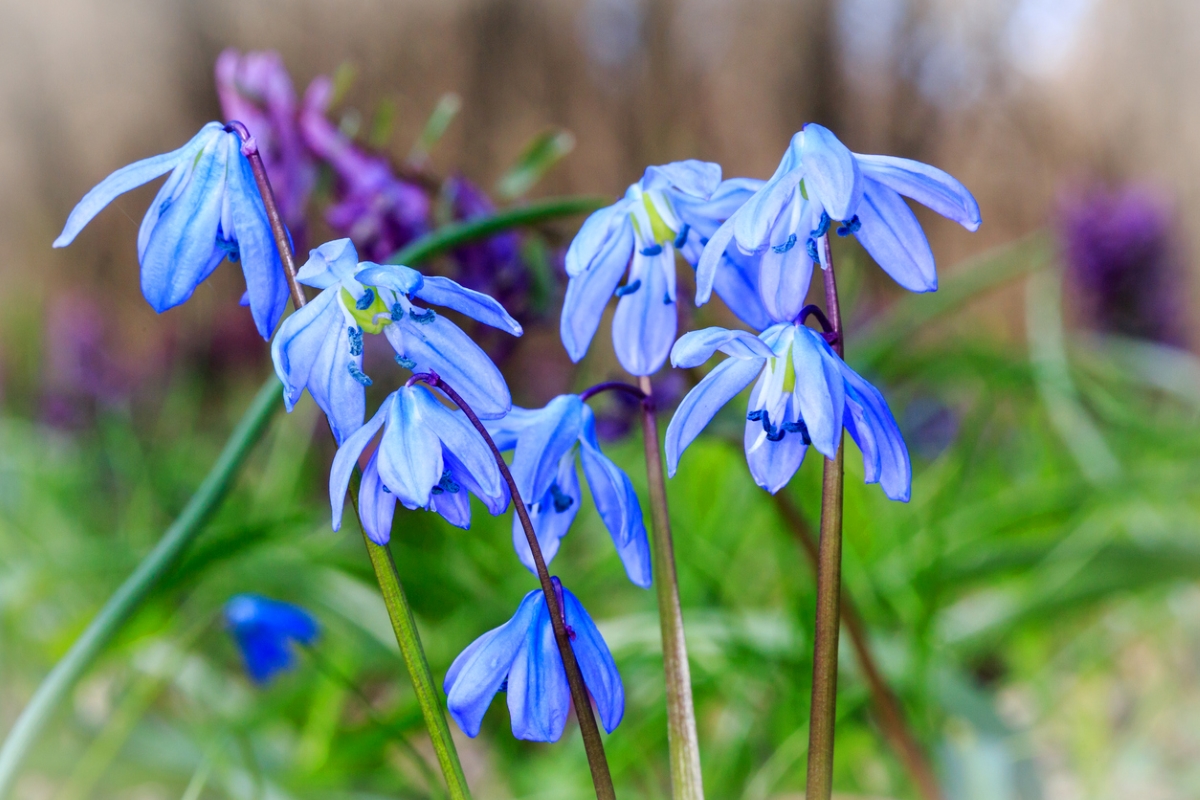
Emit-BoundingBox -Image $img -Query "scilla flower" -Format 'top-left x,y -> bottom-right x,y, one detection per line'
696,123 -> 980,307
224,594 -> 318,684
271,238 -> 522,444
484,395 -> 652,588
665,325 -> 911,500
54,122 -> 289,339
328,383 -> 507,539
444,578 -> 623,742
561,161 -> 768,375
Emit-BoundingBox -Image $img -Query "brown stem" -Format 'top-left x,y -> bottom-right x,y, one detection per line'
410,372 -> 617,800
772,493 -> 943,800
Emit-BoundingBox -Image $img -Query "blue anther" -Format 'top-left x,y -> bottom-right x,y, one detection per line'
640,243 -> 664,257
499,679 -> 508,692
772,233 -> 798,254
347,363 -> 372,386
760,410 -> 773,433
355,288 -> 375,311
394,354 -> 417,370
348,326 -> 364,356
812,211 -> 831,238
390,303 -> 405,321
615,279 -> 642,297
836,215 -> 862,237
549,482 -> 574,513
766,427 -> 786,442
781,419 -> 812,445
673,224 -> 690,248
663,292 -> 673,305
409,307 -> 436,324
746,409 -> 765,422
806,237 -> 820,263
699,236 -> 709,246
431,469 -> 460,496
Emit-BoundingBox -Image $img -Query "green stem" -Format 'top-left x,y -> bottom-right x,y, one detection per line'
635,376 -> 705,800
805,237 -> 846,800
0,377 -> 283,800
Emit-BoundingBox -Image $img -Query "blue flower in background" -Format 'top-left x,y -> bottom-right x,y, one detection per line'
328,383 -> 507,540
696,123 -> 980,308
54,122 -> 290,339
665,325 -> 911,500
444,578 -> 623,742
561,161 -> 769,375
224,594 -> 318,684
484,395 -> 652,588
271,238 -> 522,444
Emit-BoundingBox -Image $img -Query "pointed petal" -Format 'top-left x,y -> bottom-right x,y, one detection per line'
695,215 -> 737,306
507,594 -> 571,742
446,447 -> 510,517
512,453 -> 580,573
560,221 -> 634,362
731,168 -> 805,254
641,160 -> 722,198
612,248 -> 677,376
561,587 -> 624,732
296,238 -> 363,289
853,178 -> 937,293
841,366 -> 911,501
665,356 -> 764,476
375,386 -> 444,510
54,123 -> 223,247
445,590 -> 542,737
671,326 -> 775,368
709,248 -> 772,331
328,394 -> 391,530
800,123 -> 863,221
791,326 -> 846,458
508,396 -> 584,503
430,474 -> 473,529
482,406 -> 545,451
414,388 -> 504,501
354,261 -> 425,295
580,409 -> 653,587
386,314 -> 512,419
744,395 -> 810,493
565,199 -> 635,278
358,449 -> 398,544
678,177 -> 764,237
407,275 -> 523,335
855,153 -> 980,231
228,150 -> 288,338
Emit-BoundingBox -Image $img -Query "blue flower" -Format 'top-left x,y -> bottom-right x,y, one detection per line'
484,395 -> 652,588
328,383 -> 507,541
224,594 -> 318,684
54,122 -> 289,339
665,324 -> 911,500
444,578 -> 623,742
561,161 -> 769,375
271,238 -> 523,444
696,123 -> 981,311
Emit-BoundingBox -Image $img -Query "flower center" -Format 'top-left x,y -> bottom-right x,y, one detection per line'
342,286 -> 393,334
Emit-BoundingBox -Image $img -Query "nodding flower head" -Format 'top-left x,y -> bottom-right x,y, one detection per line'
271,238 -> 523,445
443,579 -> 623,742
224,594 -> 318,685
696,123 -> 981,316
328,382 -> 508,540
666,323 -> 911,500
561,160 -> 770,375
484,394 -> 652,588
53,122 -> 290,339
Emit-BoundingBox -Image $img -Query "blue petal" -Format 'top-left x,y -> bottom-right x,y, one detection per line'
855,153 -> 980,231
430,468 -> 473,529
413,388 -> 504,502
731,171 -> 805,255
694,215 -> 737,306
790,326 -> 846,459
296,238 -> 364,290
407,275 -> 522,335
612,248 -> 676,376
358,449 -> 397,544
328,393 -> 391,530
757,196 -> 816,325
640,160 -> 722,198
560,219 -> 635,362
564,199 -> 635,278
677,177 -> 764,245
138,135 -> 230,313
840,366 -> 911,502
354,261 -> 425,295
445,589 -> 542,738
270,287 -> 365,445
507,593 -> 571,742
445,447 -> 510,518
54,123 -> 223,248
561,586 -> 624,733
671,326 -> 775,368
512,452 -> 580,573
482,406 -> 545,451
799,123 -> 863,221
227,149 -> 288,338
853,178 -> 937,293
665,356 -> 764,476
508,396 -> 584,504
709,248 -> 772,331
376,386 -> 444,510
580,408 -> 653,588
385,314 -> 513,420
744,393 -> 810,493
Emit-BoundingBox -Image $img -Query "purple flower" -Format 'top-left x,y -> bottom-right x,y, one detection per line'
299,76 -> 429,262
445,175 -> 527,315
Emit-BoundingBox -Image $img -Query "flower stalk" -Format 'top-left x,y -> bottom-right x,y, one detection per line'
408,371 -> 617,800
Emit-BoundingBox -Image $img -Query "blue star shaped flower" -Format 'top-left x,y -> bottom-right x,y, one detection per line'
328,383 -> 507,541
444,578 -> 623,742
484,395 -> 652,588
696,123 -> 981,310
561,161 -> 770,375
54,122 -> 289,339
271,238 -> 522,444
665,324 -> 911,500
224,594 -> 318,684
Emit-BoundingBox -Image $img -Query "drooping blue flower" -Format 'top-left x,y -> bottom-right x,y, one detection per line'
54,122 -> 289,339
484,395 -> 652,588
665,324 -> 911,500
328,383 -> 507,540
271,238 -> 522,444
444,578 -> 623,742
224,594 -> 318,684
561,161 -> 770,375
696,123 -> 981,309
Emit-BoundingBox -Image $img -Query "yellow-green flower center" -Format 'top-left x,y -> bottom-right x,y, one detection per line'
341,287 -> 393,334
642,193 -> 676,244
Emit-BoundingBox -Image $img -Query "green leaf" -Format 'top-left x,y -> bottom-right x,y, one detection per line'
495,128 -> 576,200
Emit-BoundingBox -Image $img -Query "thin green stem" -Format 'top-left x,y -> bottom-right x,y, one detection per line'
635,375 -> 705,800
0,377 -> 283,800
805,237 -> 846,800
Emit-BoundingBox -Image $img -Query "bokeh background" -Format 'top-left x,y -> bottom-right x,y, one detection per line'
3,0 -> 1200,798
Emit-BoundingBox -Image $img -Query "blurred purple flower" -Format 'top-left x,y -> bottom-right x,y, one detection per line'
299,76 -> 430,262
215,49 -> 315,245
42,293 -> 133,427
1058,183 -> 1187,345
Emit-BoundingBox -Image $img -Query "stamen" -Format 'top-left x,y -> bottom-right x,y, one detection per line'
431,469 -> 460,495
805,237 -> 820,263
356,288 -> 376,311
837,215 -> 861,237
394,354 -> 417,370
811,211 -> 831,238
409,307 -> 436,324
772,233 -> 797,254
615,279 -> 642,297
663,292 -> 673,305
390,303 -> 405,321
781,419 -> 812,445
673,224 -> 690,248
347,326 -> 364,357
746,409 -> 765,422
347,363 -> 372,386
382,485 -> 392,493
640,243 -> 664,257
549,482 -> 574,513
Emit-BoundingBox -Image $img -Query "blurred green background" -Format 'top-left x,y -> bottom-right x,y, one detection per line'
3,1 -> 1200,799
